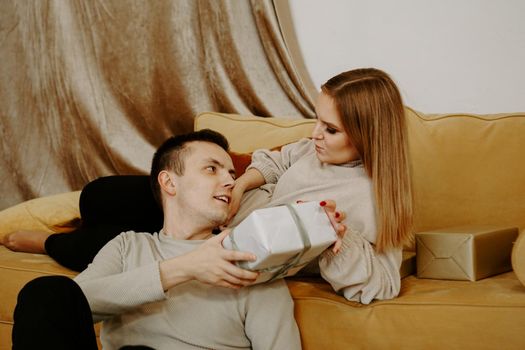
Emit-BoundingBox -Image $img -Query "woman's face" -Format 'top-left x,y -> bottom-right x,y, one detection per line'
312,91 -> 360,164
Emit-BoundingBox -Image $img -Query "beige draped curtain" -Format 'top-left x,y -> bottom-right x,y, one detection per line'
0,0 -> 315,210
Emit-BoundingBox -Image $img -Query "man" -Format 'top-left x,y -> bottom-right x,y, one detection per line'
13,130 -> 302,349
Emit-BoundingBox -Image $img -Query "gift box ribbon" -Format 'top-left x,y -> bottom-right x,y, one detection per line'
229,204 -> 313,282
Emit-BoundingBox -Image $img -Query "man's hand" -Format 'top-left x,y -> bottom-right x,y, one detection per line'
160,230 -> 258,290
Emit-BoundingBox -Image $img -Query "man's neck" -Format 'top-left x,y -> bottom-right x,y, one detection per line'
163,223 -> 213,241
163,217 -> 212,240
162,202 -> 214,240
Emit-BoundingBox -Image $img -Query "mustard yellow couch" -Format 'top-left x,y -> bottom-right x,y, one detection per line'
1,108 -> 525,350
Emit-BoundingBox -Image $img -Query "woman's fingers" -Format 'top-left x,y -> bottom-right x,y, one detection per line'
320,200 -> 344,230
319,200 -> 346,254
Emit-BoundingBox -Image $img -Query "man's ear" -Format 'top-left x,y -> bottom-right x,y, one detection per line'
158,170 -> 177,197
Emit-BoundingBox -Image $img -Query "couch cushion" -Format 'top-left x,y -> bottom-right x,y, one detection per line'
0,191 -> 81,240
0,247 -> 76,325
287,272 -> 525,349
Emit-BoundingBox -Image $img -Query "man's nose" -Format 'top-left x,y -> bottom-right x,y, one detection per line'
222,173 -> 235,188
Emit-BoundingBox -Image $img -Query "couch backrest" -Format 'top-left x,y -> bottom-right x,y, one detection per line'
406,108 -> 525,234
195,109 -> 525,235
194,112 -> 315,153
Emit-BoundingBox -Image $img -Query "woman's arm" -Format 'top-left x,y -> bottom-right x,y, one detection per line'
227,168 -> 266,222
319,231 -> 402,304
227,139 -> 314,222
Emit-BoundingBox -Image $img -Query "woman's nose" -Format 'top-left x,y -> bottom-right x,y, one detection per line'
312,122 -> 323,139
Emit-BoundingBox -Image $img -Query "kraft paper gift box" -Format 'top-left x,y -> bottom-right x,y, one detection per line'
222,201 -> 337,284
416,226 -> 519,281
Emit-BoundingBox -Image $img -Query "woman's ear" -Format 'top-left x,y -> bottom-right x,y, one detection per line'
158,170 -> 177,197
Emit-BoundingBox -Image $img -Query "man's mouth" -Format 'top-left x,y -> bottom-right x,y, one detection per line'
213,195 -> 230,204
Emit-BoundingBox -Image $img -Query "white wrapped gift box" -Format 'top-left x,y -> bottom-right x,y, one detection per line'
222,201 -> 337,284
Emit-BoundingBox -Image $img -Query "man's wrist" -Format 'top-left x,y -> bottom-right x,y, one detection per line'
159,255 -> 193,291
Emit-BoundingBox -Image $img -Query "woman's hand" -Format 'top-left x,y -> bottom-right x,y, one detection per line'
226,183 -> 245,225
319,200 -> 346,254
226,168 -> 266,225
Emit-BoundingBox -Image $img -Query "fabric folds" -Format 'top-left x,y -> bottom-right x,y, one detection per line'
0,0 -> 314,210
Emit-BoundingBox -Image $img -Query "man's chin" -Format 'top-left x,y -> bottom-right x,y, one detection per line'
210,213 -> 228,228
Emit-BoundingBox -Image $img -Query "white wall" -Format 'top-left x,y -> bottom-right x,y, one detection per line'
287,0 -> 525,114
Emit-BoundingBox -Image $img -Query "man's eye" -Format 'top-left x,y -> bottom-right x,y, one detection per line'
206,166 -> 216,172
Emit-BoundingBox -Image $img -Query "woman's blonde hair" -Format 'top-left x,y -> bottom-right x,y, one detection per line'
322,68 -> 413,252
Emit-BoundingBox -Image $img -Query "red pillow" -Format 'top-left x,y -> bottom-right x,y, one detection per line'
229,152 -> 253,177
229,146 -> 283,177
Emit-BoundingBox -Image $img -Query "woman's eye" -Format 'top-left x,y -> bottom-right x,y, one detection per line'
326,127 -> 337,134
206,166 -> 216,173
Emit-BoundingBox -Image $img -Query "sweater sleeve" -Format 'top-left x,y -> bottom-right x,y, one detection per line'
318,229 -> 402,304
74,233 -> 166,322
248,138 -> 313,184
244,280 -> 301,350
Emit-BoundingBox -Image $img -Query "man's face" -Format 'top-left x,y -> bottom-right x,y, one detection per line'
172,141 -> 236,227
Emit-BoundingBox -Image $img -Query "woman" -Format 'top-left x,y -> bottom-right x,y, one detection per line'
228,68 -> 413,303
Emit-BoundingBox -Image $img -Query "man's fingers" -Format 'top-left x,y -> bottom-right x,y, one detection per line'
222,269 -> 257,287
209,230 -> 257,262
222,260 -> 259,281
218,262 -> 259,286
215,280 -> 243,290
222,247 -> 257,263
219,277 -> 256,290
208,229 -> 230,244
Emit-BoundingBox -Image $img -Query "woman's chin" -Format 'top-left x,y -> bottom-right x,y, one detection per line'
315,152 -> 328,163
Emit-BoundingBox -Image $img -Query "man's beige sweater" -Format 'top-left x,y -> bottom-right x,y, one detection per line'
75,231 -> 301,350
